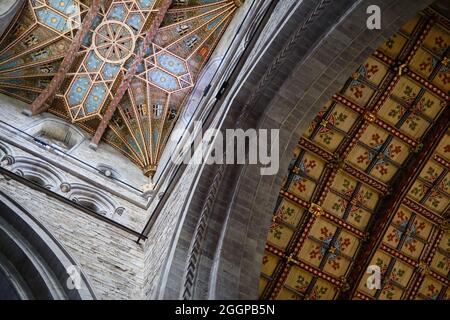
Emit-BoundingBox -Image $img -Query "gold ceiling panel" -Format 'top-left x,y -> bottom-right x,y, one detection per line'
260,6 -> 450,300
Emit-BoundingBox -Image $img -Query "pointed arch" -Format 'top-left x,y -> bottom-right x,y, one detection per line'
0,191 -> 96,299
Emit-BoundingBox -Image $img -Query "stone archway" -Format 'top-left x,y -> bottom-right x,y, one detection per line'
0,191 -> 96,299
158,0 -> 439,300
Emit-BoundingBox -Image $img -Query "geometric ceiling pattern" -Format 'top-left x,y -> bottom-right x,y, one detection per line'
0,0 -> 240,176
260,6 -> 450,300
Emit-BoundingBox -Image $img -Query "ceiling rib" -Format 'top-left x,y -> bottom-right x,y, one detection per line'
89,0 -> 173,154
29,0 -> 102,116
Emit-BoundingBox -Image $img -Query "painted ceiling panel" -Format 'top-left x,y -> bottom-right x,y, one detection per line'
260,7 -> 449,300
0,0 -> 240,176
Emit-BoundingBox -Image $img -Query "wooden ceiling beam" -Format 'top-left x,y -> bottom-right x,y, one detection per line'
279,189 -> 366,238
406,228 -> 448,299
333,94 -> 419,148
298,137 -> 389,194
338,106 -> 449,300
261,11 -> 450,301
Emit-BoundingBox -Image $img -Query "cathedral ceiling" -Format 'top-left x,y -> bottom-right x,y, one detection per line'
0,0 -> 240,176
259,7 -> 450,300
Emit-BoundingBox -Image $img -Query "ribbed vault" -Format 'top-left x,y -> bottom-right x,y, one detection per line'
0,0 -> 241,176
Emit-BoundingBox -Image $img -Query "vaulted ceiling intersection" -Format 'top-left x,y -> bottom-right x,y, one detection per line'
0,0 -> 241,176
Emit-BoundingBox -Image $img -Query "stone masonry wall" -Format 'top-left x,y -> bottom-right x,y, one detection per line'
142,161 -> 199,299
0,175 -> 145,299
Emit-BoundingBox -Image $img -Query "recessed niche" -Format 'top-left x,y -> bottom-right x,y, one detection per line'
27,119 -> 85,151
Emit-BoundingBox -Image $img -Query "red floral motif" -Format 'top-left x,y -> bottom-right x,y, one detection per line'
296,181 -> 306,193
426,283 -> 440,299
333,198 -> 347,214
410,182 -> 428,198
326,236 -> 350,271
444,144 -> 450,153
434,36 -> 447,50
370,133 -> 383,146
271,205 -> 297,232
309,246 -> 322,260
423,166 -> 439,182
382,282 -> 395,298
294,275 -> 310,293
262,255 -> 269,265
387,232 -> 399,243
404,238 -> 417,253
339,237 -> 351,250
308,121 -> 317,134
413,220 -> 426,236
317,108 -> 327,118
381,267 -> 407,299
389,144 -> 402,156
319,125 -> 332,135
438,71 -> 450,85
317,113 -> 336,135
357,153 -> 370,165
325,236 -> 351,271
428,188 -> 441,199
390,268 -> 404,282
439,177 -> 450,193
375,163 -> 388,176
427,189 -> 442,208
303,159 -> 317,173
345,190 -> 371,221
350,85 -> 364,99
320,227 -> 332,239
414,98 -> 434,114
269,221 -> 279,231
393,209 -> 408,225
365,63 -> 379,79
419,57 -> 433,73
328,259 -> 341,270
309,286 -> 329,300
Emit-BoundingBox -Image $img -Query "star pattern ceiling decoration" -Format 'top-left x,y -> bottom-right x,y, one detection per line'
0,0 -> 241,176
259,6 -> 450,300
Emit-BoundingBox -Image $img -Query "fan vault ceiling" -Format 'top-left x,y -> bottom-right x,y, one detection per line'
0,0 -> 241,176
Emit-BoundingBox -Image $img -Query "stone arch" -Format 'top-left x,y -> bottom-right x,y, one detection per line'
10,156 -> 66,191
0,191 -> 96,299
157,0 -> 439,300
208,0 -> 442,300
0,141 -> 12,160
67,184 -> 122,218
